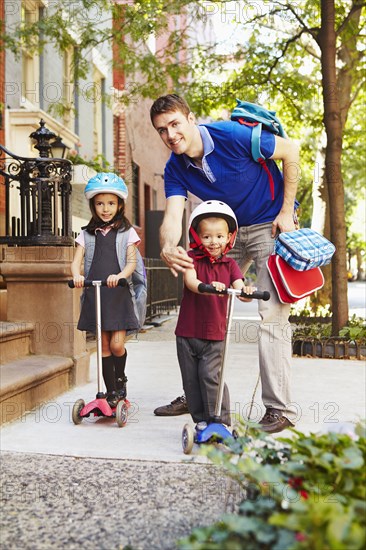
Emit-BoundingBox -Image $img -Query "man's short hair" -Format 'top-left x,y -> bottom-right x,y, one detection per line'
150,94 -> 191,124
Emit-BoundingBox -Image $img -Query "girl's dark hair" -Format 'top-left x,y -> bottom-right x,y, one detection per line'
150,94 -> 191,125
84,196 -> 132,234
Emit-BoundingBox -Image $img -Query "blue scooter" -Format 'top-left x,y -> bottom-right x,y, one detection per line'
182,284 -> 270,454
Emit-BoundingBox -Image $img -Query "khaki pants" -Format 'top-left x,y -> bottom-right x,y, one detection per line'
238,222 -> 296,421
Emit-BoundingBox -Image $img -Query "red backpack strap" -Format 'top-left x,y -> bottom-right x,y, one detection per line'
238,118 -> 274,201
238,118 -> 260,128
258,158 -> 275,201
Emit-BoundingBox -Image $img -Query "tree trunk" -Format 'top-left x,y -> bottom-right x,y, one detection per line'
319,0 -> 349,334
311,131 -> 332,308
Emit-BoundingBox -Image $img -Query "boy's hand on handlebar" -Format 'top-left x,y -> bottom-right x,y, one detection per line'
73,275 -> 85,288
211,281 -> 226,296
238,284 -> 256,302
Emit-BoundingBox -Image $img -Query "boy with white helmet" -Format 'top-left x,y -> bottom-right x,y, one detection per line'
71,172 -> 140,407
175,200 -> 253,427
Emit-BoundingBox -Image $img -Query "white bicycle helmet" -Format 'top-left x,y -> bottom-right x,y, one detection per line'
85,172 -> 128,200
188,200 -> 238,252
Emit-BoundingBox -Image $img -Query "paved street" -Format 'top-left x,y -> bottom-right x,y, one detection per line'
1,285 -> 365,549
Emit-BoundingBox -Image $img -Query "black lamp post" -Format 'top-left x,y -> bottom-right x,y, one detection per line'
0,119 -> 73,245
51,135 -> 69,159
30,119 -> 56,158
29,120 -> 56,233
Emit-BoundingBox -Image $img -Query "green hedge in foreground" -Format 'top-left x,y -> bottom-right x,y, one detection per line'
179,421 -> 366,550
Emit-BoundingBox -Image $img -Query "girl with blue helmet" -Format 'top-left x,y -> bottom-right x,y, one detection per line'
71,172 -> 140,406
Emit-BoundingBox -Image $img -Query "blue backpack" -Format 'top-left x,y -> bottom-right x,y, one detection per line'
231,100 -> 287,200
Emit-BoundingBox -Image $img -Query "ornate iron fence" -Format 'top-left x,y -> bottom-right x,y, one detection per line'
144,258 -> 179,322
0,144 -> 73,246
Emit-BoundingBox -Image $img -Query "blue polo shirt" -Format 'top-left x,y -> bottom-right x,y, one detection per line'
164,121 -> 284,227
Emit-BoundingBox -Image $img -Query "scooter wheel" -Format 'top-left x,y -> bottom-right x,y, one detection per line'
72,399 -> 85,425
232,429 -> 239,440
182,423 -> 194,455
116,400 -> 128,427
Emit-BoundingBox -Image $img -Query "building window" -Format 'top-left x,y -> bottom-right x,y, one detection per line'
144,184 -> 151,211
62,47 -> 75,129
21,1 -> 40,106
132,162 -> 140,226
93,70 -> 101,156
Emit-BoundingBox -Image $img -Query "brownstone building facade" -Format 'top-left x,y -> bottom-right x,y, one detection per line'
0,0 -> 5,233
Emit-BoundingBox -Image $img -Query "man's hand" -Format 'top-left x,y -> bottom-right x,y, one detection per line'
160,245 -> 194,277
271,211 -> 296,238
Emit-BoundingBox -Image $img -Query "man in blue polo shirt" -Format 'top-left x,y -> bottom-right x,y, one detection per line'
150,94 -> 300,434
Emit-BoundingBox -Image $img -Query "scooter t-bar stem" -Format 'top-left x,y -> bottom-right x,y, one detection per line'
68,278 -> 128,394
197,283 -> 270,301
68,278 -> 128,288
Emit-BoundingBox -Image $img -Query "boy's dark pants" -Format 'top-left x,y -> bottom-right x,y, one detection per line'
176,336 -> 231,426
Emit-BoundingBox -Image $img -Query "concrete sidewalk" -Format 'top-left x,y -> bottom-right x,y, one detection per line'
1,312 -> 365,462
1,308 -> 365,550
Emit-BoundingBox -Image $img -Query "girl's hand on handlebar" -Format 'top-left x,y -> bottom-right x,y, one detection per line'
106,274 -> 121,288
73,275 -> 85,288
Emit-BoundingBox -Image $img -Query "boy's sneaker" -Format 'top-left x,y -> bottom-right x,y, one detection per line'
106,391 -> 119,408
195,421 -> 208,431
154,395 -> 189,416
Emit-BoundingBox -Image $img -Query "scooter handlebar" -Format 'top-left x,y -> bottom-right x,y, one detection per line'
197,283 -> 270,301
68,278 -> 128,288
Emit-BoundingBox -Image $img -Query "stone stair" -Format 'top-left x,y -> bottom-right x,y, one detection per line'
0,322 -> 74,424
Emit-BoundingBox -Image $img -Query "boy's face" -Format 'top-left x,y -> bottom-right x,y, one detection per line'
152,109 -> 196,156
197,218 -> 231,258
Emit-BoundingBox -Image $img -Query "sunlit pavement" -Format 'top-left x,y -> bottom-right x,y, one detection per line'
1,294 -> 365,463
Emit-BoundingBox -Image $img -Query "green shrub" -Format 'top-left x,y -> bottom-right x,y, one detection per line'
292,315 -> 366,342
178,421 -> 366,550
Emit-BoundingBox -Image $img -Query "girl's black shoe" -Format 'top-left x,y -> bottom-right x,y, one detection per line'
106,391 -> 119,408
116,376 -> 128,399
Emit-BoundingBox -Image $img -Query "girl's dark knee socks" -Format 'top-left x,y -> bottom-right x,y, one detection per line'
102,355 -> 116,393
113,351 -> 127,389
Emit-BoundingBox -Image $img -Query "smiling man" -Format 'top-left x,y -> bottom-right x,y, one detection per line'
150,94 -> 300,434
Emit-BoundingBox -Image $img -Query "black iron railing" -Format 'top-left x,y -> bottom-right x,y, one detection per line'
0,144 -> 73,246
144,258 -> 179,321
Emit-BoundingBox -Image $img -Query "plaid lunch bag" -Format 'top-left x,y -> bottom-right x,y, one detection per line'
275,228 -> 336,271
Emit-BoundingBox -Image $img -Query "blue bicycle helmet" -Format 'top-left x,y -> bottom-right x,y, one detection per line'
85,172 -> 128,200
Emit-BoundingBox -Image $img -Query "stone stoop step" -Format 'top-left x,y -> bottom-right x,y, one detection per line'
0,321 -> 35,363
0,355 -> 73,425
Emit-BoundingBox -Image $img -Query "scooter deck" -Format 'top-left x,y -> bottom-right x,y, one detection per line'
195,422 -> 234,444
80,398 -> 131,418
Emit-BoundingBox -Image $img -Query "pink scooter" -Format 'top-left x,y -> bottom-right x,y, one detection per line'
68,278 -> 130,427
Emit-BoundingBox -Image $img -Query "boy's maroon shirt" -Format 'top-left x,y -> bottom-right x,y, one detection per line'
175,250 -> 243,340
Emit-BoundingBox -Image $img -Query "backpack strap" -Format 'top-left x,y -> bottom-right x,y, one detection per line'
258,158 -> 275,201
238,119 -> 274,200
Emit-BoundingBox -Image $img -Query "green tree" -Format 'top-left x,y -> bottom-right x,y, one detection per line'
184,0 -> 365,334
2,0 -> 364,332
2,0 -> 206,101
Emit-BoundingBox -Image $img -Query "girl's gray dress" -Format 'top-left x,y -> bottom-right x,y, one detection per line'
77,229 -> 139,333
